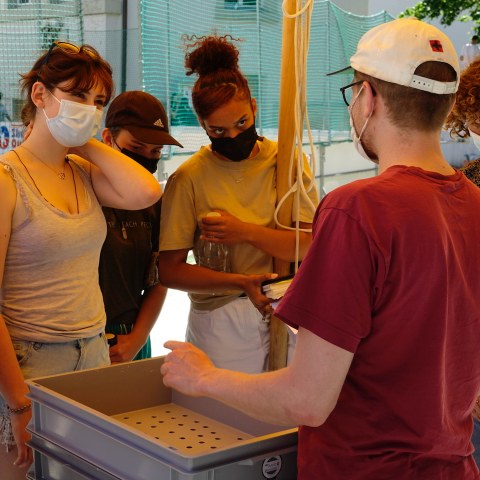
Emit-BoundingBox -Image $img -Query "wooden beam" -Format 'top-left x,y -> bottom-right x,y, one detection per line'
269,0 -> 297,371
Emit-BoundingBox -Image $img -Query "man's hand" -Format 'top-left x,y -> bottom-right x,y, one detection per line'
161,341 -> 216,396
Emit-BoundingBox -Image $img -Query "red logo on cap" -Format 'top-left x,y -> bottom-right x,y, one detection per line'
430,40 -> 443,52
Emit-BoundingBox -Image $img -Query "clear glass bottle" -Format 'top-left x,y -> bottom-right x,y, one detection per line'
196,212 -> 229,272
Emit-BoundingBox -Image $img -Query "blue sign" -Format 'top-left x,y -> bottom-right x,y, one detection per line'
0,122 -> 24,153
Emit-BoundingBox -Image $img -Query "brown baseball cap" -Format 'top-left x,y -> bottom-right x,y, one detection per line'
105,91 -> 183,147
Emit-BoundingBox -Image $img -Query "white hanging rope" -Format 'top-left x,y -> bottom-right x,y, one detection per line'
276,0 -> 317,269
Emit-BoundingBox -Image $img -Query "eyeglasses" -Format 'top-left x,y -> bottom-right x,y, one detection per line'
339,80 -> 364,107
37,41 -> 97,77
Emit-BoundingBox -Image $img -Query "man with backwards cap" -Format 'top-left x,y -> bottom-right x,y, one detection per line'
99,91 -> 182,363
159,18 -> 480,478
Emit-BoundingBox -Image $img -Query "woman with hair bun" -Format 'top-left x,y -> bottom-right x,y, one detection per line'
159,35 -> 317,374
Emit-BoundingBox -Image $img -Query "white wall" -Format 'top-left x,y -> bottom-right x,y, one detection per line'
330,0 -> 369,15
82,0 -> 142,92
124,0 -> 142,91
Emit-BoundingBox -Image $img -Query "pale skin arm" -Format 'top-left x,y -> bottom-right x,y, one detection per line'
109,283 -> 168,363
68,138 -> 162,210
158,249 -> 277,315
161,327 -> 354,426
0,168 -> 32,468
0,318 -> 32,468
201,211 -> 312,262
26,82 -> 161,211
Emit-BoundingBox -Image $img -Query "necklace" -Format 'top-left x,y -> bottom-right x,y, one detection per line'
12,150 -> 79,214
19,144 -> 67,180
112,209 -> 128,240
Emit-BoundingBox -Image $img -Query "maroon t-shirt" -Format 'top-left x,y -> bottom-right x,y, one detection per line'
276,165 -> 480,479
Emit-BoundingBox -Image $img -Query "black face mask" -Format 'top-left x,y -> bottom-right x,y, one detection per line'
120,147 -> 159,174
209,124 -> 259,162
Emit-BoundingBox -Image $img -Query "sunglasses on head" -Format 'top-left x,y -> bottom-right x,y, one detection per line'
37,41 -> 98,78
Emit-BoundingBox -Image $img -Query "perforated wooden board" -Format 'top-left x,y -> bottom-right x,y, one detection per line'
112,403 -> 253,456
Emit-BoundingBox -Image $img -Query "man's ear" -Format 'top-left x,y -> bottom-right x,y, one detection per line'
361,81 -> 376,118
31,81 -> 48,109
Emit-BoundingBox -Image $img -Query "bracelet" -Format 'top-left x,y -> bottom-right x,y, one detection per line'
7,402 -> 32,415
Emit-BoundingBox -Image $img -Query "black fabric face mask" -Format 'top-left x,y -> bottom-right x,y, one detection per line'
209,124 -> 259,162
120,148 -> 159,174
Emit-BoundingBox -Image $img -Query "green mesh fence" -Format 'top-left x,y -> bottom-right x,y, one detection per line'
139,0 -> 394,155
0,0 -> 83,123
0,1 -> 394,156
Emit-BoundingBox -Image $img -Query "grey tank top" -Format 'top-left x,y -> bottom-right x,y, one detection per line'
0,157 -> 107,342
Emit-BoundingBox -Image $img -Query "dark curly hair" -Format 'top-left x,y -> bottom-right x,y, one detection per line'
183,34 -> 251,120
445,59 -> 480,138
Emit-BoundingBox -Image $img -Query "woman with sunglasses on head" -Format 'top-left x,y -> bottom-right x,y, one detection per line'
0,42 -> 161,476
158,35 -> 318,375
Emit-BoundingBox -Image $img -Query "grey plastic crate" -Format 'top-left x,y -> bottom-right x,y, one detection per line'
26,357 -> 298,479
29,435 -> 117,480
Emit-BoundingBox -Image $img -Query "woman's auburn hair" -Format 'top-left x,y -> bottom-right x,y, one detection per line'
20,44 -> 114,125
446,59 -> 480,138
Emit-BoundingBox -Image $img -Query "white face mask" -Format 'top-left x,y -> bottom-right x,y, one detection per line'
469,129 -> 480,151
43,93 -> 103,147
349,85 -> 375,162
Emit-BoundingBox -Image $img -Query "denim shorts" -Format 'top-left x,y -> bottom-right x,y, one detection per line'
12,333 -> 110,379
1,333 -> 110,448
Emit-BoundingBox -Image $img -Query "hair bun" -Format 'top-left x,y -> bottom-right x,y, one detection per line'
184,35 -> 241,77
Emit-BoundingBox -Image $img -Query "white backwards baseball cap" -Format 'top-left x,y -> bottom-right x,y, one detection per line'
328,18 -> 459,94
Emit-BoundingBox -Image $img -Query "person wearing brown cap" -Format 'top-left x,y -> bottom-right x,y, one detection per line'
99,90 -> 182,363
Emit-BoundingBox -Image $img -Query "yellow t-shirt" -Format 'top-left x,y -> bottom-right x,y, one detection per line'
159,137 -> 318,310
